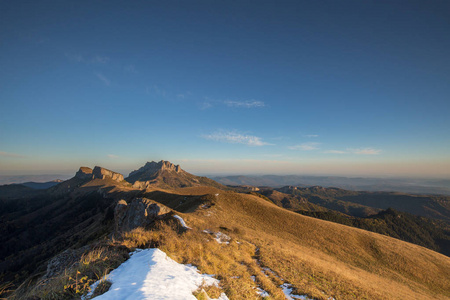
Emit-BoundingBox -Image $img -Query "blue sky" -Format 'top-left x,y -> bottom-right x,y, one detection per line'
1,1 -> 449,178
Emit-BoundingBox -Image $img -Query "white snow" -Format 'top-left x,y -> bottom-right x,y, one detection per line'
173,215 -> 191,229
280,283 -> 308,300
214,232 -> 230,244
87,248 -> 228,300
256,287 -> 269,297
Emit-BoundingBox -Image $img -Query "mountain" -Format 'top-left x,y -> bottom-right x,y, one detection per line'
213,174 -> 450,195
125,160 -> 226,190
2,161 -> 450,300
21,180 -> 63,190
257,185 -> 450,223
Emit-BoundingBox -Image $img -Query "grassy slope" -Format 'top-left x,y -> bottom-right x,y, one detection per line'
5,184 -> 450,300
177,188 -> 450,300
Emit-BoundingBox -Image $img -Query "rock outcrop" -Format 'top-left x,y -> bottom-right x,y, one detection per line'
114,198 -> 172,233
128,160 -> 183,180
93,166 -> 124,182
74,166 -> 124,182
125,160 -> 225,189
75,167 -> 93,180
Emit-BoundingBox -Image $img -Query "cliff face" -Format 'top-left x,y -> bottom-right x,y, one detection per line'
128,160 -> 183,181
93,166 -> 124,182
75,167 -> 93,180
125,160 -> 225,190
74,166 -> 123,182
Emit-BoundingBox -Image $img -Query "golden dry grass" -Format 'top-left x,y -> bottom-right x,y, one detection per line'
185,190 -> 450,299
10,186 -> 450,300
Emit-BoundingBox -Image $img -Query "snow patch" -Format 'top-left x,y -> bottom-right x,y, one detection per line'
280,283 -> 308,300
214,232 -> 230,244
256,287 -> 269,297
87,248 -> 228,300
173,215 -> 191,229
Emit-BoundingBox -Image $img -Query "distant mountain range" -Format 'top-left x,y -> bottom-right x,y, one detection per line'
212,174 -> 450,195
1,160 -> 450,300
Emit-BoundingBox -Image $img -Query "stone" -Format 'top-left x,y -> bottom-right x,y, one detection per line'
114,198 -> 171,233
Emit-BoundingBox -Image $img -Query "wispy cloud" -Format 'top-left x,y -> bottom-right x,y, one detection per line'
202,131 -> 272,146
288,142 -> 321,151
124,64 -> 138,73
323,150 -> 347,154
92,55 -> 109,64
304,134 -> 319,138
95,72 -> 110,86
323,148 -> 382,155
224,100 -> 265,108
198,101 -> 213,110
351,148 -> 382,155
146,85 -> 166,97
199,98 -> 265,109
0,151 -> 25,158
65,53 -> 84,62
66,53 -> 110,64
107,154 -> 119,159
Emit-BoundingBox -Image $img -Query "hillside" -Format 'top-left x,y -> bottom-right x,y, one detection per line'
261,185 -> 450,222
1,162 -> 450,300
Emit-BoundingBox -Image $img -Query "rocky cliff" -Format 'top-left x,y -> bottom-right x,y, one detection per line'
75,167 -> 93,180
93,166 -> 124,182
125,160 -> 225,189
74,166 -> 123,182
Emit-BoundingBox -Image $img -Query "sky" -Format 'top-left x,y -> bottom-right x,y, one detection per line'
0,1 -> 449,178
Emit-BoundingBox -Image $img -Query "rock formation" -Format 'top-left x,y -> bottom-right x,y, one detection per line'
92,166 -> 124,182
128,160 -> 183,181
75,167 -> 93,180
74,166 -> 124,182
114,198 -> 172,233
125,160 -> 224,189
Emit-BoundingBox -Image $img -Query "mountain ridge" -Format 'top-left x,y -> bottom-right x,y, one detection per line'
2,160 -> 450,299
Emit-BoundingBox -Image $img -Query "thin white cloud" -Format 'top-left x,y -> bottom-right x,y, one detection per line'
224,100 -> 265,108
95,73 -> 110,86
146,85 -> 166,97
350,148 -> 382,155
0,151 -> 25,158
198,98 -> 265,109
124,64 -> 138,73
202,131 -> 272,146
66,54 -> 109,64
107,154 -> 119,159
92,55 -> 109,64
198,101 -> 213,110
304,134 -> 319,138
288,142 -> 320,151
323,150 -> 347,154
323,148 -> 382,155
65,53 -> 84,62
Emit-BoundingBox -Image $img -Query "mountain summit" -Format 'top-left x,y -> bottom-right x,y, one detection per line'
125,160 -> 223,189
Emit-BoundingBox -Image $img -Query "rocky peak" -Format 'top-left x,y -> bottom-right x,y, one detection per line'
128,160 -> 183,179
92,166 -> 124,182
75,167 -> 93,180
74,166 -> 124,182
